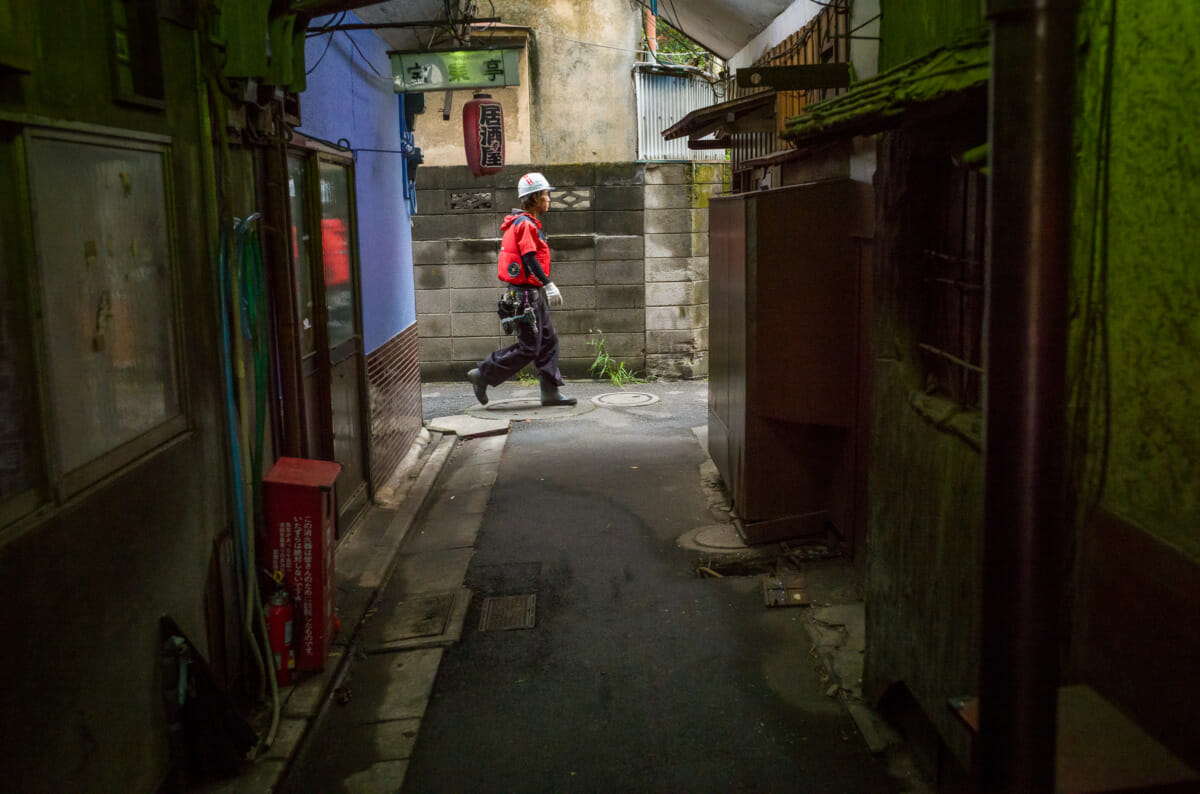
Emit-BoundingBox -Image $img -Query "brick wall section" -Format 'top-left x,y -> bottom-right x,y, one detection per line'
414,162 -> 727,382
365,324 -> 423,491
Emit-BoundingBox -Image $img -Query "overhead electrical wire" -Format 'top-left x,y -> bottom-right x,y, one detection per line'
306,29 -> 337,75
341,29 -> 388,80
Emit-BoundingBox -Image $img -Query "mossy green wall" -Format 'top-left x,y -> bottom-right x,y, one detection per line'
864,119 -> 988,768
862,0 -> 1198,772
1071,0 -> 1200,560
879,0 -> 984,71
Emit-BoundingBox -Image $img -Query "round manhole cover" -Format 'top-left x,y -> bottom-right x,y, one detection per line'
591,391 -> 660,408
676,524 -> 749,552
465,397 -> 596,421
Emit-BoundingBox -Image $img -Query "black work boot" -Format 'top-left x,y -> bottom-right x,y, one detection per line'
540,382 -> 577,407
467,368 -> 488,405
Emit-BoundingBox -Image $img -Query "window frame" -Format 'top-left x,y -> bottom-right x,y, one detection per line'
287,137 -> 363,364
0,128 -> 48,528
314,153 -> 363,363
916,162 -> 987,412
2,121 -> 189,531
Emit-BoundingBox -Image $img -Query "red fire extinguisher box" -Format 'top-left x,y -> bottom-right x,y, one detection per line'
263,457 -> 341,672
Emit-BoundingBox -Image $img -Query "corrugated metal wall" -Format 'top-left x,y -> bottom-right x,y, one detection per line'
634,67 -> 728,162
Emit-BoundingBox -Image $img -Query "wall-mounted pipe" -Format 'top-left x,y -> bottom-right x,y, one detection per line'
980,1 -> 1080,792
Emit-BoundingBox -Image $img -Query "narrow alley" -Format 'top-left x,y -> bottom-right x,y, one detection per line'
5,2 -> 1199,792
273,380 -> 921,793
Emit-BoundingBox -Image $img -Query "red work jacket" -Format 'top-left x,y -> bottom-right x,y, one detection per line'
496,212 -> 550,286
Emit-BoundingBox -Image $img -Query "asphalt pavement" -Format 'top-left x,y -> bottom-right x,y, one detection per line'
277,378 -> 919,794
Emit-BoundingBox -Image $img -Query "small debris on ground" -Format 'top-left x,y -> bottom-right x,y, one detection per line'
761,572 -> 808,607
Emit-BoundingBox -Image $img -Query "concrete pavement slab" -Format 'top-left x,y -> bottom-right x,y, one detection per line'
419,483 -> 492,522
361,589 -> 472,652
426,414 -> 510,438
338,435 -> 458,592
400,511 -> 482,552
466,433 -> 508,463
365,649 -> 444,721
281,653 -> 345,718
262,718 -> 307,761
341,506 -> 400,547
342,760 -> 408,794
369,719 -> 422,759
388,548 -> 475,595
364,591 -> 455,646
440,460 -> 500,491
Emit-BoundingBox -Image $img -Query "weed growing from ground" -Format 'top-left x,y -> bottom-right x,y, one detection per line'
588,330 -> 645,387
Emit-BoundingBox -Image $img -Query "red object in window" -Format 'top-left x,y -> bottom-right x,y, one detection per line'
463,94 -> 504,176
321,217 -> 350,286
263,457 -> 341,672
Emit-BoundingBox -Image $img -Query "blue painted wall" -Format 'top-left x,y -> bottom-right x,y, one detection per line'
300,14 -> 415,352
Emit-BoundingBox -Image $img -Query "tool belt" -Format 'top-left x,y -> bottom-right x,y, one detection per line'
497,286 -> 539,335
502,285 -> 541,305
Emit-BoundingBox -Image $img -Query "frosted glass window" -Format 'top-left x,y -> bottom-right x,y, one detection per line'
318,162 -> 355,348
28,134 -> 181,474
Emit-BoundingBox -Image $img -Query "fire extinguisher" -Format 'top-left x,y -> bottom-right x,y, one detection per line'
266,575 -> 294,687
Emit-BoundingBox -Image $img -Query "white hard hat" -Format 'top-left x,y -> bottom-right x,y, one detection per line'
517,171 -> 553,198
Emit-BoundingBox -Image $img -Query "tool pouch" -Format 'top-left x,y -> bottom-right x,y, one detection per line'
497,295 -> 517,320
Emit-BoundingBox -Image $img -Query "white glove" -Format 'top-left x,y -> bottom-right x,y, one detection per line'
543,282 -> 564,308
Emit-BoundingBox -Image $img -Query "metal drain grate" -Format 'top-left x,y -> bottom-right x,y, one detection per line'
478,594 -> 537,632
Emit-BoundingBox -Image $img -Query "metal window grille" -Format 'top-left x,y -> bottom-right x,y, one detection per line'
919,166 -> 987,409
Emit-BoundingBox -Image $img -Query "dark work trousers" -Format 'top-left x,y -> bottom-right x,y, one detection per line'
477,287 -> 565,389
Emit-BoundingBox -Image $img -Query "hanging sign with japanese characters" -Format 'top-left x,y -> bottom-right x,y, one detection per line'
463,94 -> 505,176
389,49 -> 521,93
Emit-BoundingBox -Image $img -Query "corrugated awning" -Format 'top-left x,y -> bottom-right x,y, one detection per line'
633,0 -> 799,60
781,29 -> 990,147
661,90 -> 776,145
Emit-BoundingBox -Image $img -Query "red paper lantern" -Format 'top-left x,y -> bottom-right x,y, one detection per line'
463,93 -> 504,176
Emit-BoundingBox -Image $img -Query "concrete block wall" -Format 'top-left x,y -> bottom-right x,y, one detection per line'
413,161 -> 727,382
643,162 -> 724,379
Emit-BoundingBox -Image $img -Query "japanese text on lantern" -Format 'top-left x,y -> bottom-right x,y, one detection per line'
478,103 -> 503,168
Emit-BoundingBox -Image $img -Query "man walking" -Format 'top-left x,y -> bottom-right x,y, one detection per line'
467,172 -> 576,407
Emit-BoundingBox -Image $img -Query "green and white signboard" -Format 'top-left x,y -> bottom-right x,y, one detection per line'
389,49 -> 521,93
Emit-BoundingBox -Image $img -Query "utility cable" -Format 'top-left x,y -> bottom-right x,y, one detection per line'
236,214 -> 280,752
341,30 -> 389,80
306,30 -> 337,75
207,68 -> 276,754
